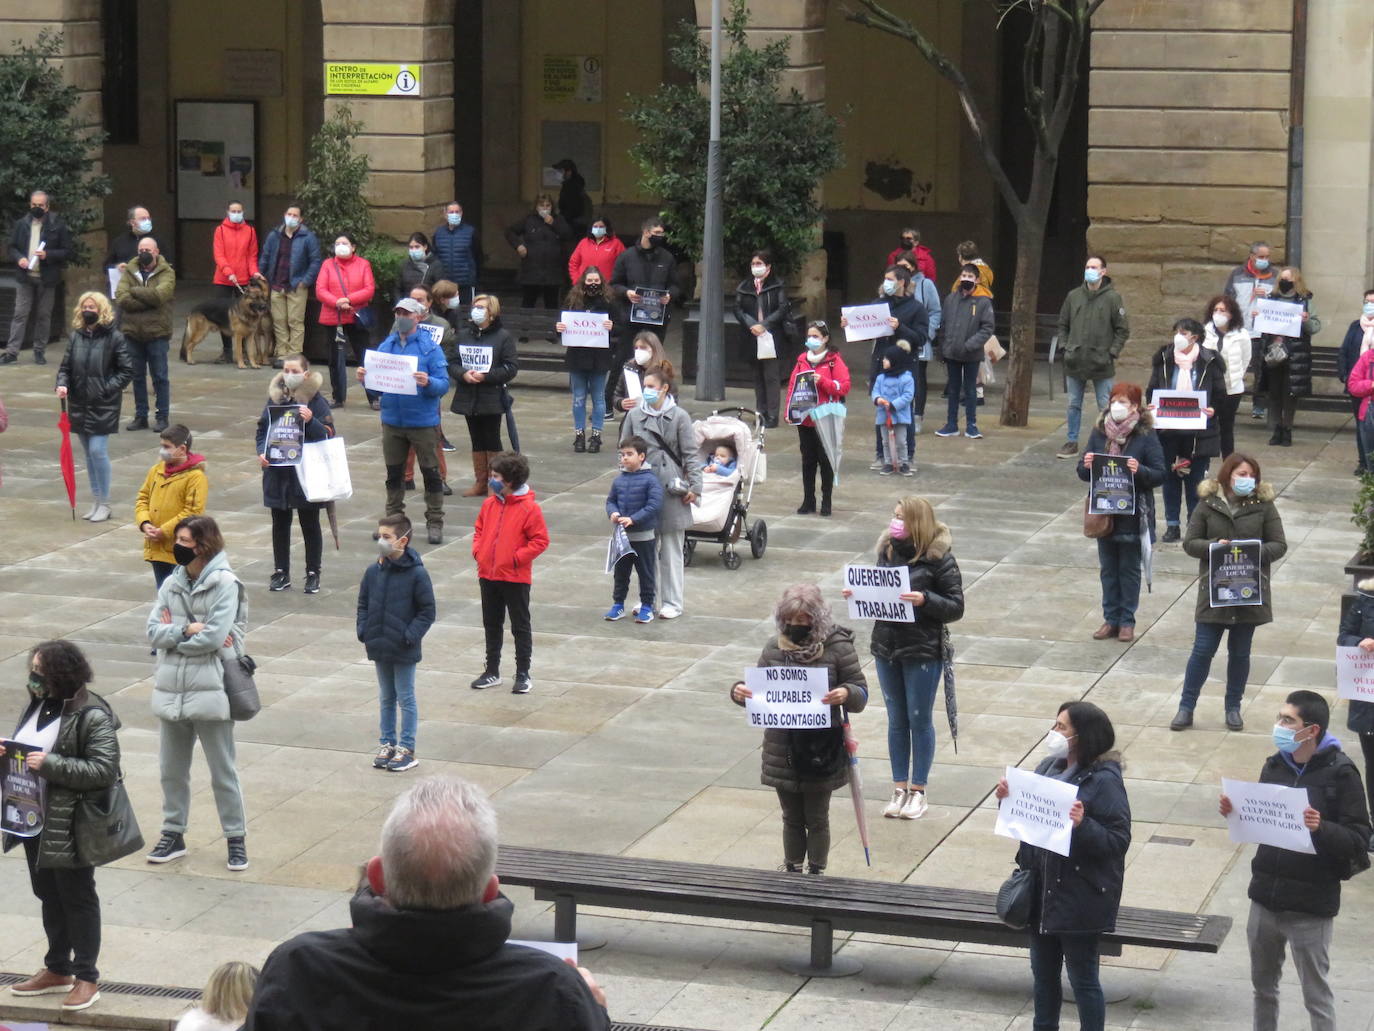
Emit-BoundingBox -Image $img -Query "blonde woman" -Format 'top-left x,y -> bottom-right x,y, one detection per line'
844,496 -> 963,820
729,584 -> 868,873
55,292 -> 133,521
176,961 -> 257,1031
1261,265 -> 1316,447
449,294 -> 519,495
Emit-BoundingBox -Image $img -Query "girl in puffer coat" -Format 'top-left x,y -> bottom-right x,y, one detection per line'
730,584 -> 868,874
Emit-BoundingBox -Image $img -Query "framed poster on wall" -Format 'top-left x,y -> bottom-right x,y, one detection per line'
173,100 -> 258,221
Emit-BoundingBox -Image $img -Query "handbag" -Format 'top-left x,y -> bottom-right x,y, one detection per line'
221,582 -> 261,721
1263,337 -> 1290,367
333,260 -> 375,330
295,436 -> 353,503
72,710 -> 144,866
786,723 -> 847,780
995,865 -> 1037,929
1083,497 -> 1113,539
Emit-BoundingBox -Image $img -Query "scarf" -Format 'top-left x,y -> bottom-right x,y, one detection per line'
777,631 -> 825,665
1245,258 -> 1274,281
805,349 -> 825,364
1361,313 -> 1374,353
1102,409 -> 1139,455
639,393 -> 677,417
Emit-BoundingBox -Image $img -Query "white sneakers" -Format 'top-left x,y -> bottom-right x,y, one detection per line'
658,604 -> 682,620
882,787 -> 929,820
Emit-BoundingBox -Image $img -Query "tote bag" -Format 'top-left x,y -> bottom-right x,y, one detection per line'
295,437 -> 353,503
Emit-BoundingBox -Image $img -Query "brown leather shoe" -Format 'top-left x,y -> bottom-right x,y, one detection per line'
61,979 -> 100,1011
1092,623 -> 1118,640
11,968 -> 74,995
1117,626 -> 1135,643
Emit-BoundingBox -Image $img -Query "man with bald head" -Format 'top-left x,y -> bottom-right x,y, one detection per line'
245,776 -> 610,1030
105,205 -> 171,272
4,189 -> 73,365
115,237 -> 176,432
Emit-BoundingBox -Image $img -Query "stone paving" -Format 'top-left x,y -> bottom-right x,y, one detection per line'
0,298 -> 1372,1029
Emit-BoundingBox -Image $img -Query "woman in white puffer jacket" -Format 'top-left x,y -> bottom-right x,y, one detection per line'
1203,293 -> 1250,459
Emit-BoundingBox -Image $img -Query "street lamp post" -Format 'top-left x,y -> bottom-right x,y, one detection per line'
696,0 -> 725,401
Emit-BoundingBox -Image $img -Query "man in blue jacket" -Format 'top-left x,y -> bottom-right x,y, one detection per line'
358,298 -> 451,544
431,201 -> 480,306
258,203 -> 323,367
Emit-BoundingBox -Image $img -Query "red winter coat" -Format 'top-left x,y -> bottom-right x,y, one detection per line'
886,243 -> 937,283
212,218 -> 260,285
785,349 -> 851,428
568,235 -> 626,284
472,488 -> 550,584
315,255 -> 377,327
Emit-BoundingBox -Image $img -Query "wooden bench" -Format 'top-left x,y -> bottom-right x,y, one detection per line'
496,846 -> 1232,978
1299,344 -> 1349,414
992,311 -> 1062,399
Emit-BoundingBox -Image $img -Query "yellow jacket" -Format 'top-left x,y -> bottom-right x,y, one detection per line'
134,456 -> 208,563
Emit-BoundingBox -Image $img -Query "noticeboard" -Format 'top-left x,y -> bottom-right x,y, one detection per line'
173,100 -> 257,222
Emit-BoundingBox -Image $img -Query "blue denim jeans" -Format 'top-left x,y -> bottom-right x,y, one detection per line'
1097,537 -> 1142,628
126,336 -> 170,420
1180,622 -> 1256,712
875,656 -> 942,786
569,369 -> 608,432
78,433 -> 111,502
1065,375 -> 1113,443
375,661 -> 418,751
1159,433 -> 1208,526
945,359 -> 979,429
1029,931 -> 1105,1031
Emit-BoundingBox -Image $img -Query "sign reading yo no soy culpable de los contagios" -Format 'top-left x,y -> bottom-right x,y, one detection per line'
324,63 -> 421,96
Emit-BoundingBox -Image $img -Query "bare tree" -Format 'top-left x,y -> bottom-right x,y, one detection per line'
847,0 -> 1104,427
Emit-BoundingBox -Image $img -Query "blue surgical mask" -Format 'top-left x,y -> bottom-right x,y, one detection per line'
642,387 -> 661,406
1233,475 -> 1256,496
136,218 -> 152,234
1084,268 -> 1102,284
591,226 -> 606,238
283,215 -> 300,229
1364,302 -> 1374,318
488,477 -> 505,495
882,279 -> 898,297
228,211 -> 244,224
447,296 -> 461,310
805,336 -> 825,351
1272,724 -> 1303,754
409,248 -> 425,261
447,213 -> 462,226
1254,258 -> 1270,271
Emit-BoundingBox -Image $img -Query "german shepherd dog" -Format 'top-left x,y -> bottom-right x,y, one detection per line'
182,275 -> 273,368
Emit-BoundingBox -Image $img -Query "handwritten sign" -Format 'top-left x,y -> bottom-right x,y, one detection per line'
1223,777 -> 1315,854
743,666 -> 831,729
994,766 -> 1078,858
363,349 -> 418,395
459,344 -> 493,373
561,310 -> 610,348
1254,298 -> 1303,338
1209,539 -> 1262,608
841,302 -> 891,343
1336,646 -> 1374,702
1089,453 -> 1135,515
1,741 -> 45,838
1151,388 -> 1208,431
844,564 -> 914,622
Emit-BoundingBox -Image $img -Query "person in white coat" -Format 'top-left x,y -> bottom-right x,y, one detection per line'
1202,294 -> 1250,459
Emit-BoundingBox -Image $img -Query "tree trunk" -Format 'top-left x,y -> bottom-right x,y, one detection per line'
999,217 -> 1047,427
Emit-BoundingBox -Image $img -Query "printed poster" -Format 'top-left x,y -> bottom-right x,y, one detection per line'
843,564 -> 915,622
265,405 -> 304,466
1151,389 -> 1209,431
630,288 -> 668,326
1208,539 -> 1263,608
1223,777 -> 1315,854
1089,453 -> 1136,515
1,741 -> 45,838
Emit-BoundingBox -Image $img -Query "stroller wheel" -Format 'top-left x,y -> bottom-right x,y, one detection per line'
749,520 -> 768,559
722,550 -> 742,571
683,539 -> 696,567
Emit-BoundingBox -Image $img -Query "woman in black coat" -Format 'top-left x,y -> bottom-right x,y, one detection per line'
449,294 -> 519,496
255,356 -> 334,595
1147,318 -> 1223,541
842,267 -> 927,467
54,292 -> 133,523
1075,382 -> 1166,642
556,267 -> 615,454
396,232 -> 446,300
1335,578 -> 1374,850
1262,266 -> 1316,448
734,250 -> 791,428
504,195 -> 572,309
995,701 -> 1131,1031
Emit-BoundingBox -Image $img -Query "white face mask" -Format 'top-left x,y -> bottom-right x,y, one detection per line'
633,348 -> 651,366
1109,401 -> 1131,421
283,371 -> 305,389
537,207 -> 552,218
1212,312 -> 1229,329
335,244 -> 351,258
591,226 -> 606,239
751,265 -> 767,278
1173,333 -> 1191,351
1044,730 -> 1072,759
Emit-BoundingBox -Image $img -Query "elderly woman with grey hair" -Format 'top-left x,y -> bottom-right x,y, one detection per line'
730,584 -> 868,874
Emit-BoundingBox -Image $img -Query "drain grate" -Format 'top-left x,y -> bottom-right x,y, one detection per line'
1149,835 -> 1195,847
0,970 -> 202,1001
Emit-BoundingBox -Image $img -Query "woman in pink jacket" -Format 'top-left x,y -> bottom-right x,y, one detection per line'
315,232 -> 376,408
210,202 -> 260,362
1346,345 -> 1374,470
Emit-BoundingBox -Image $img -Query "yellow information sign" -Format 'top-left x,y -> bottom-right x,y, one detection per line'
324,63 -> 421,97
542,55 -> 602,103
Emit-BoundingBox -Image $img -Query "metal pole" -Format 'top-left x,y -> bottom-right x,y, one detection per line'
696,0 -> 725,401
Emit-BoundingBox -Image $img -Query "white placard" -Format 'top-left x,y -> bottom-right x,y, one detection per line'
106,267 -> 122,298
1222,777 -> 1315,854
623,368 -> 643,401
743,666 -> 831,729
363,349 -> 418,395
841,303 -> 892,343
844,564 -> 914,622
756,331 -> 776,360
1253,298 -> 1303,338
508,939 -> 578,963
1337,645 -> 1374,702
415,322 -> 444,347
561,310 -> 610,348
1150,388 -> 1209,430
994,765 -> 1079,858
459,344 -> 494,373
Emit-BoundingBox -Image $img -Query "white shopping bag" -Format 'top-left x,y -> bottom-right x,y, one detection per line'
295,437 -> 353,502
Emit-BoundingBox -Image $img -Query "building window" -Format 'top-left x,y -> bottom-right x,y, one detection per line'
102,0 -> 138,144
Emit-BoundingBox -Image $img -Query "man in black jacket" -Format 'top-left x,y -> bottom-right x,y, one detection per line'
3,189 -> 73,365
606,217 -> 676,412
1219,690 -> 1369,1031
244,776 -> 609,1031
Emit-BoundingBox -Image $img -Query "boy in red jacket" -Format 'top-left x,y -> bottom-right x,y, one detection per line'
470,452 -> 549,695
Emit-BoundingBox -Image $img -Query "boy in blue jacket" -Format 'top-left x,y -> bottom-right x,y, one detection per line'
357,514 -> 436,773
604,435 -> 664,624
872,342 -> 915,476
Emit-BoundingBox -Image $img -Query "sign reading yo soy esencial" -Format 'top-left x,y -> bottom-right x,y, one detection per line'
743,666 -> 831,729
1089,453 -> 1135,515
844,564 -> 914,622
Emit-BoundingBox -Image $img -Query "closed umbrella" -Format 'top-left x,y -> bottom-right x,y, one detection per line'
843,718 -> 871,866
58,398 -> 76,519
941,626 -> 959,753
325,500 -> 340,550
809,401 -> 846,485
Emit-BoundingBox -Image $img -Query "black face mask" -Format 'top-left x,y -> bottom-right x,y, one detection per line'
26,671 -> 45,698
1277,280 -> 1294,294
959,280 -> 975,292
648,235 -> 666,249
782,623 -> 811,645
137,251 -> 155,267
586,283 -> 602,294
80,310 -> 99,326
172,543 -> 198,566
901,239 -> 915,249
29,206 -> 45,220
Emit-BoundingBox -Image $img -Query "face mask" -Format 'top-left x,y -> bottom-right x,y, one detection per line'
29,206 -> 44,219
172,543 -> 198,566
159,447 -> 177,463
882,279 -> 898,297
393,316 -> 416,337
470,307 -> 487,325
805,336 -> 825,352
1213,312 -> 1229,329
1173,333 -> 1192,351
537,207 -> 552,218
1084,268 -> 1102,284
901,239 -> 915,249
591,226 -> 606,238
335,244 -> 351,258
283,371 -> 305,390
1277,280 -> 1294,294
648,234 -> 666,248
1044,730 -> 1072,759
137,251 -> 154,267
782,623 -> 811,646
1232,475 -> 1256,496
642,387 -> 661,406
888,518 -> 908,539
586,282 -> 602,294
751,265 -> 767,278
80,310 -> 99,326
136,218 -> 152,234
408,248 -> 425,261
1364,302 -> 1374,318
959,280 -> 975,292
447,212 -> 462,226
283,215 -> 299,229
228,211 -> 244,224
446,296 -> 461,310
26,672 -> 45,698
488,477 -> 505,494
633,349 -> 651,366
376,536 -> 400,558
1253,258 -> 1270,271
1272,724 -> 1304,754
1109,401 -> 1131,421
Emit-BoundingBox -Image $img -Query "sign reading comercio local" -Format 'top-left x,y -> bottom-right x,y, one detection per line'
324,63 -> 422,97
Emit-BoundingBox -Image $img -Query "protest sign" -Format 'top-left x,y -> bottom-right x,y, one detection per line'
458,344 -> 493,373
1222,777 -> 1315,854
994,765 -> 1078,858
622,367 -> 642,401
1336,645 -> 1374,702
841,302 -> 891,343
415,322 -> 445,347
1,741 -> 44,838
1089,453 -> 1135,515
743,666 -> 831,729
363,349 -> 419,395
1208,539 -> 1263,607
509,939 -> 577,963
844,564 -> 914,622
1151,389 -> 1209,430
264,405 -> 305,466
786,371 -> 818,426
630,287 -> 668,325
1254,298 -> 1303,338
561,310 -> 610,348
604,523 -> 634,574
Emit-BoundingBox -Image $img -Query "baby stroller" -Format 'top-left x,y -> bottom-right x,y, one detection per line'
684,407 -> 768,570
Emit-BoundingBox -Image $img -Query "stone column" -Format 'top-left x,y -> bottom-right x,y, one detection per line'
320,0 -> 455,242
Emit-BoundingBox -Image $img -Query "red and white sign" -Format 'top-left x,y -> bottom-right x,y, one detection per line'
560,309 -> 610,348
842,302 -> 892,343
1337,645 -> 1374,702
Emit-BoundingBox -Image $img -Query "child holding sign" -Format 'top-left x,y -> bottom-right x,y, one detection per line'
729,584 -> 867,874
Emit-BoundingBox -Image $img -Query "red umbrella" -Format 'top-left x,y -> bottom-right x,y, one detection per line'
58,398 -> 76,519
843,718 -> 871,866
